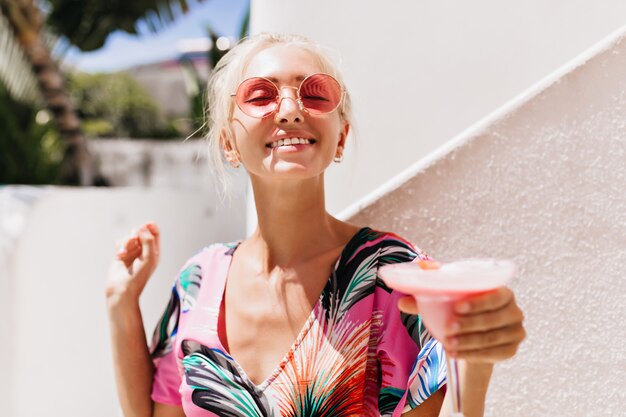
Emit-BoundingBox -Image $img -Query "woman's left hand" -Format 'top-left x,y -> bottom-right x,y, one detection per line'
398,287 -> 526,364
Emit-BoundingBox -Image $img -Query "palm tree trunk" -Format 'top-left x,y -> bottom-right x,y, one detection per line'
1,0 -> 94,185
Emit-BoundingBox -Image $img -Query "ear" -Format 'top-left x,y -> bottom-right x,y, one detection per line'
220,127 -> 234,152
338,121 -> 350,149
220,128 -> 240,164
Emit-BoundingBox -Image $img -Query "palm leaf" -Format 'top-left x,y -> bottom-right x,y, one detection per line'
181,341 -> 277,416
272,306 -> 376,416
0,10 -> 40,103
406,339 -> 446,408
46,0 -> 207,52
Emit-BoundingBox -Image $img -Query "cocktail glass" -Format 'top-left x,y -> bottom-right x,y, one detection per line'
379,259 -> 516,417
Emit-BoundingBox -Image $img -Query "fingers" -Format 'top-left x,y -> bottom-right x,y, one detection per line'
446,324 -> 526,352
116,234 -> 141,269
449,300 -> 524,335
442,286 -> 526,363
130,223 -> 160,284
453,287 -> 514,315
107,222 -> 161,305
450,342 -> 522,363
116,234 -> 140,269
113,222 -> 160,272
146,222 -> 160,252
398,296 -> 419,314
138,226 -> 159,263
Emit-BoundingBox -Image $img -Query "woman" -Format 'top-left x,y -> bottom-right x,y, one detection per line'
106,33 -> 525,417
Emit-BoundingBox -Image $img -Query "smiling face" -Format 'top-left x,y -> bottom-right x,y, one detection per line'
223,44 -> 350,182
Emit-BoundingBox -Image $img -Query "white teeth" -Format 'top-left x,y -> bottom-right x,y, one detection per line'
268,138 -> 314,148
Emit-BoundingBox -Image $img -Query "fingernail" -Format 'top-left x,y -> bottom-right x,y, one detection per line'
448,337 -> 459,348
456,302 -> 470,313
449,322 -> 461,333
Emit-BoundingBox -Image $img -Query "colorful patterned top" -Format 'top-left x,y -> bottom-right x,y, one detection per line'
149,227 -> 447,417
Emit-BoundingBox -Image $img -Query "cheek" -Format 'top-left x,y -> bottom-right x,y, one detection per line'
327,119 -> 345,143
229,117 -> 271,157
229,117 -> 255,145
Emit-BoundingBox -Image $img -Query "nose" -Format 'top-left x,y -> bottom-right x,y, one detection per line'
274,87 -> 303,124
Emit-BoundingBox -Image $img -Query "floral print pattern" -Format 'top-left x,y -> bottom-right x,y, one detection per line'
150,228 -> 446,416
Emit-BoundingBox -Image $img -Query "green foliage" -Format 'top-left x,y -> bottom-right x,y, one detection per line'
0,85 -> 62,184
68,71 -> 180,139
46,0 -> 201,51
185,7 -> 250,136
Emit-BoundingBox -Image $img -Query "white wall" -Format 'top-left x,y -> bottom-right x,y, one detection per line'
250,0 -> 626,215
0,187 -> 47,417
89,139 -> 215,188
345,27 -> 626,417
1,179 -> 247,417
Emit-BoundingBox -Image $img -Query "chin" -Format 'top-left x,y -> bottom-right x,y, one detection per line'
263,163 -> 326,179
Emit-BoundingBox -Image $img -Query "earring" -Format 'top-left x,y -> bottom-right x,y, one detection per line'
225,152 -> 241,168
333,146 -> 344,163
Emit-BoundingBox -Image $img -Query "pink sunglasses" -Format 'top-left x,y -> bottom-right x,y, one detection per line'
231,73 -> 346,118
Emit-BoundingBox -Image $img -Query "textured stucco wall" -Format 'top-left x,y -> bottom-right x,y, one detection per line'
347,29 -> 626,417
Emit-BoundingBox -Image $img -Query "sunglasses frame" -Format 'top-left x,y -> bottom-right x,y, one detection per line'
230,73 -> 346,119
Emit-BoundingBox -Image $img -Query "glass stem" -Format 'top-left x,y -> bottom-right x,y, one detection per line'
448,357 -> 465,417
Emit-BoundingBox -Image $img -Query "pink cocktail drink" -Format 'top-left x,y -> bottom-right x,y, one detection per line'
413,292 -> 466,342
379,259 -> 516,417
379,259 -> 515,341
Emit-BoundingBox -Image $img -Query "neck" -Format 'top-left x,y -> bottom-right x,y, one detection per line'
246,174 -> 346,271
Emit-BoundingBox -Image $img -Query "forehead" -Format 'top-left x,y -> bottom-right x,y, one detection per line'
243,44 -> 324,84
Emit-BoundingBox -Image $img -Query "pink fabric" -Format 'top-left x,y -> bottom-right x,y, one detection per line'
149,229 -> 446,416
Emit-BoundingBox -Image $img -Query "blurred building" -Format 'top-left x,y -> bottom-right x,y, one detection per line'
127,49 -> 210,120
88,138 -> 213,189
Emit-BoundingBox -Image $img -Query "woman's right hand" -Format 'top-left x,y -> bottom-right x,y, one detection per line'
106,222 -> 161,307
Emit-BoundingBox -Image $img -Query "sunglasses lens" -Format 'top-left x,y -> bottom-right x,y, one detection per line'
236,78 -> 279,118
299,74 -> 342,114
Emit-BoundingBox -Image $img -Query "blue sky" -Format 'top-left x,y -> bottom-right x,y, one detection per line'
64,0 -> 249,73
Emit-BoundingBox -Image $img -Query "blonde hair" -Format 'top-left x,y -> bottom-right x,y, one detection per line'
205,32 -> 353,196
